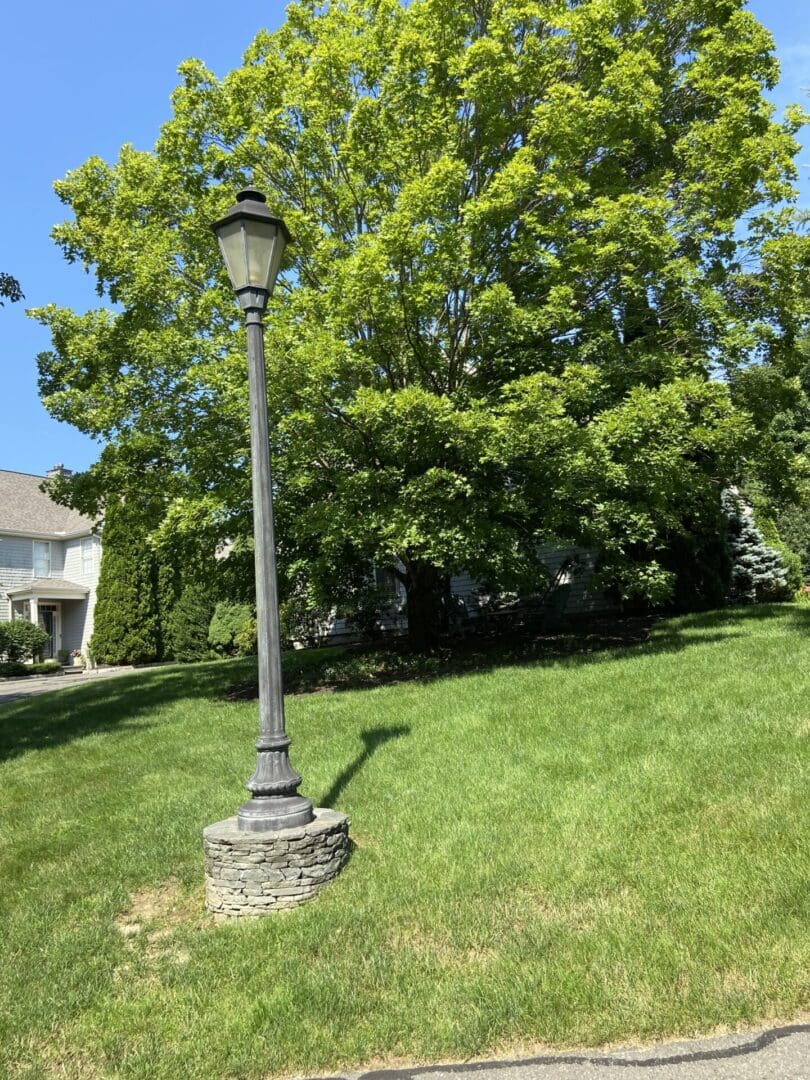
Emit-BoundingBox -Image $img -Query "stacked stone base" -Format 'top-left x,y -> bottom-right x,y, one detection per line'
203,808 -> 349,918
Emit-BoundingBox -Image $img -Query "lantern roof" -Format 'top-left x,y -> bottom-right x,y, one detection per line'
210,187 -> 292,244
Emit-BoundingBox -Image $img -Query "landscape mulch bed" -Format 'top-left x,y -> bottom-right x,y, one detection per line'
225,615 -> 659,699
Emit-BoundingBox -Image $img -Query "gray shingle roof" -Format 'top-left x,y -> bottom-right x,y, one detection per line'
6,577 -> 90,597
0,470 -> 95,536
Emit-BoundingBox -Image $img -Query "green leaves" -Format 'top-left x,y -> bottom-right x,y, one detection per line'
34,0 -> 810,620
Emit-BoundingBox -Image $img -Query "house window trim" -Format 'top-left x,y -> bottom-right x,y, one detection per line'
33,540 -> 52,579
81,536 -> 95,575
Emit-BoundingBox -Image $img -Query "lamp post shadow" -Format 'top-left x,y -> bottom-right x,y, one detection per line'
319,725 -> 410,809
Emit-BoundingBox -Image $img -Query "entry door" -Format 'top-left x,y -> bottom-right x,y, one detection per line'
38,604 -> 60,660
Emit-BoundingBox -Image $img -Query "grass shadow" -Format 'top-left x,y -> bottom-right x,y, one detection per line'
319,725 -> 410,808
3,605 -> 807,766
0,660 -> 251,765
229,605 -> 807,700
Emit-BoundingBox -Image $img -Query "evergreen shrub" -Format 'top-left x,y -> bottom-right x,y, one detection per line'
90,498 -> 160,664
208,602 -> 254,656
723,491 -> 791,604
164,585 -> 216,662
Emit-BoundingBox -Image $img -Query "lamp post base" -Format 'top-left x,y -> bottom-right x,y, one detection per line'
203,809 -> 350,919
237,794 -> 314,833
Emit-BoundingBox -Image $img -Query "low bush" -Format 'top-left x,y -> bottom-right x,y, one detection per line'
29,661 -> 63,675
0,620 -> 50,663
208,602 -> 254,656
0,657 -> 64,677
0,661 -> 29,678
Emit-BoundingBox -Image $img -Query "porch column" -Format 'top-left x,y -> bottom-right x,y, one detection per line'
29,597 -> 38,627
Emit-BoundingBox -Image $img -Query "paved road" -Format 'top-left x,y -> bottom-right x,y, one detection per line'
0,664 -> 142,706
328,1024 -> 810,1080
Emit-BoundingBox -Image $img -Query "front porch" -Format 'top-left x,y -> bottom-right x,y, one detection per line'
7,578 -> 90,660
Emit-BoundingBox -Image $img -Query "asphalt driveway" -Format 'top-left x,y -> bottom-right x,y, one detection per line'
0,664 -> 150,706
332,1024 -> 810,1080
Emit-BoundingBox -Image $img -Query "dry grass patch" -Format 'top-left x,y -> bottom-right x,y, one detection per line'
115,878 -> 205,962
502,883 -> 641,933
13,1036 -> 105,1080
387,922 -> 499,970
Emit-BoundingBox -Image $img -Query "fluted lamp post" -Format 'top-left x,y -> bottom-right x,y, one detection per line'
212,188 -> 313,833
203,188 -> 349,919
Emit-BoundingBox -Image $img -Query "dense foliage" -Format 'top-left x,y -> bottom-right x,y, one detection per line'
0,272 -> 23,306
748,328 -> 810,583
163,583 -> 216,662
34,0 -> 810,648
0,620 -> 49,663
90,498 -> 161,665
756,514 -> 803,593
208,601 -> 254,656
774,504 -> 810,581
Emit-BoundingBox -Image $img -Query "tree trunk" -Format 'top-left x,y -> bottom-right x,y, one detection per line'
404,561 -> 449,653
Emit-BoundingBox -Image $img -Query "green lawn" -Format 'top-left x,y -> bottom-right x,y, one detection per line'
1,606 -> 808,1079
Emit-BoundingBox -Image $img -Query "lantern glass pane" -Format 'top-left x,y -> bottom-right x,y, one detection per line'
216,219 -> 249,291
245,219 -> 280,291
267,227 -> 287,294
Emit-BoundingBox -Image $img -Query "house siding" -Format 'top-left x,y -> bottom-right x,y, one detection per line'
452,547 -> 614,620
60,598 -> 90,654
304,546 -> 613,646
534,544 -> 612,615
0,535 -> 36,622
0,470 -> 102,660
63,536 -> 100,652
0,533 -> 101,656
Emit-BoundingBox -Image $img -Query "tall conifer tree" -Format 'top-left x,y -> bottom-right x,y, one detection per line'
90,497 -> 161,664
723,491 -> 790,604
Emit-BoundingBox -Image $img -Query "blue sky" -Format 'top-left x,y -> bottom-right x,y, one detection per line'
0,0 -> 808,478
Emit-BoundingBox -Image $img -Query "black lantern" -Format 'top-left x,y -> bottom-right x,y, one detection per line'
212,187 -> 291,311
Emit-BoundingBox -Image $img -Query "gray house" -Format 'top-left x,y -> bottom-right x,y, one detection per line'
320,546 -> 613,645
0,467 -> 100,660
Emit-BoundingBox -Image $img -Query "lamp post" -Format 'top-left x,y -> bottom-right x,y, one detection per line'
211,187 -> 314,834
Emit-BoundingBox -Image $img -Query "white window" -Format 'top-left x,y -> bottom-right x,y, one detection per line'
374,564 -> 402,598
33,541 -> 51,578
81,537 -> 95,575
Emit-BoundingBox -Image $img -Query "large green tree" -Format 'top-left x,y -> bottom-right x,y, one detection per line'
34,0 -> 810,649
